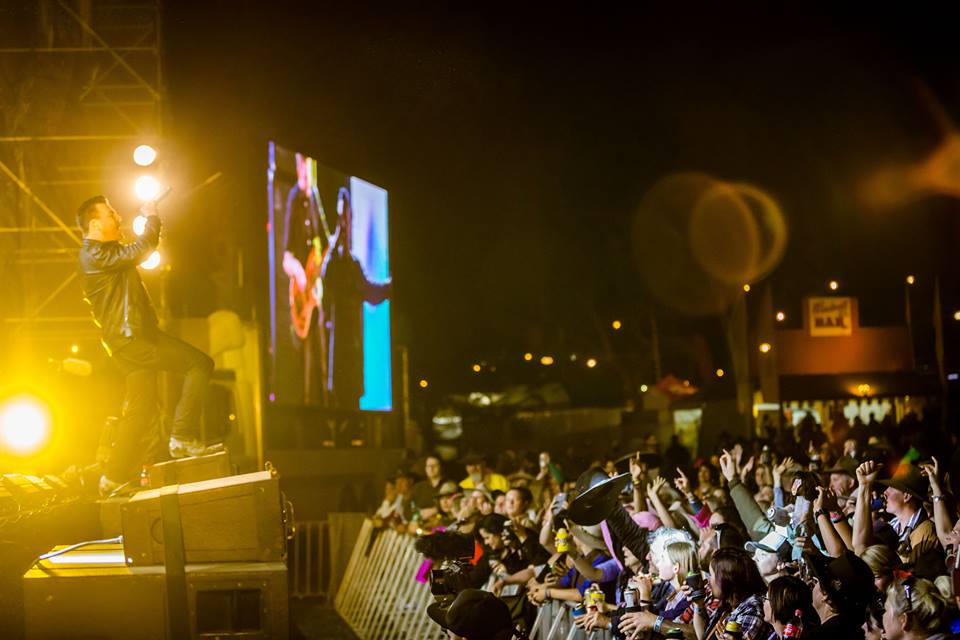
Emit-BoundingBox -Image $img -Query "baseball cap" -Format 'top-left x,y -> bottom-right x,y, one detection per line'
745,530 -> 791,562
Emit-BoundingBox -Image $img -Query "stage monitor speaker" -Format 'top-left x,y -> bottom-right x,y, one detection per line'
147,450 -> 233,488
122,469 -> 285,566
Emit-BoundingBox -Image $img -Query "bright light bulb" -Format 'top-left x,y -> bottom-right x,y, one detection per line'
472,364 -> 481,373
640,384 -> 648,393
716,368 -> 725,377
132,215 -> 147,236
829,280 -> 839,291
776,311 -> 785,322
523,353 -> 533,362
140,250 -> 161,270
759,342 -> 772,353
540,356 -> 554,366
419,379 -> 428,388
586,358 -> 597,368
906,275 -> 915,285
133,144 -> 157,167
0,395 -> 51,455
743,284 -> 751,292
134,175 -> 161,201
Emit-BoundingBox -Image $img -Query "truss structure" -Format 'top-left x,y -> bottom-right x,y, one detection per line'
0,0 -> 164,350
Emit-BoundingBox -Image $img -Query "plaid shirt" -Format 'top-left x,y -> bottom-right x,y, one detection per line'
705,594 -> 772,640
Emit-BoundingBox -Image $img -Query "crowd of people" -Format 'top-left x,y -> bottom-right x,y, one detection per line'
372,412 -> 960,639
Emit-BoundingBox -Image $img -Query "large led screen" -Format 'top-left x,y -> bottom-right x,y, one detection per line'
267,142 -> 392,410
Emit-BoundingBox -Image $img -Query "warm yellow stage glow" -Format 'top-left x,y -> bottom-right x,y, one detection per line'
419,379 -> 429,388
716,368 -> 724,377
523,353 -> 533,361
906,275 -> 915,285
742,284 -> 751,292
0,395 -> 51,455
540,356 -> 554,366
134,175 -> 161,201
586,358 -> 597,368
132,215 -> 148,236
70,344 -> 79,354
139,250 -> 161,270
759,342 -> 772,353
133,144 -> 157,167
472,364 -> 481,373
611,320 -> 622,330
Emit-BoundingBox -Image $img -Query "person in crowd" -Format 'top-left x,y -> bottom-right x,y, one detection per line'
763,575 -> 820,639
821,455 -> 859,518
374,471 -> 415,530
919,457 -> 959,551
504,487 -> 537,531
527,524 -> 619,606
460,454 -> 510,493
861,543 -> 903,593
803,551 -> 876,639
881,576 -> 955,640
746,530 -> 792,584
492,490 -> 508,516
853,460 -> 943,575
427,588 -> 519,640
411,455 -> 450,521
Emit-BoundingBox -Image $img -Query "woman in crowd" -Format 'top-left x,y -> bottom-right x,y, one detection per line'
762,575 -> 819,639
882,576 -> 955,640
701,547 -> 772,639
861,543 -> 903,594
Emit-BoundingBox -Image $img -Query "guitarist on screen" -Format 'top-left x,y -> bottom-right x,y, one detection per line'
282,153 -> 333,404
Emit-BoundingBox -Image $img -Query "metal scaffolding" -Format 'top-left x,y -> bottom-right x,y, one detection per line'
0,0 -> 164,349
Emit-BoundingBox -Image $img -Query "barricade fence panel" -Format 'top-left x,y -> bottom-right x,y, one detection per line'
332,519 -> 614,640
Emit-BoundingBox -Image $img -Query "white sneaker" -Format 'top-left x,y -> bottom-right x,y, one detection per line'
99,474 -> 126,498
168,436 -> 225,459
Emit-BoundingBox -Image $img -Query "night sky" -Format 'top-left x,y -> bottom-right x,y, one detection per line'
161,4 -> 960,395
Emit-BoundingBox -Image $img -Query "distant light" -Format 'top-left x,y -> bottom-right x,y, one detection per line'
228,413 -> 236,421
759,342 -> 772,354
954,310 -> 960,322
640,384 -> 649,393
540,356 -> 554,366
472,364 -> 481,373
134,175 -> 161,201
611,320 -> 622,330
586,358 -> 597,368
716,368 -> 724,377
133,144 -> 157,167
856,383 -> 872,397
683,379 -> 690,386
132,215 -> 147,236
776,311 -> 785,322
70,344 -> 79,354
523,352 -> 533,362
268,392 -> 275,402
828,280 -> 839,291
569,354 -> 577,362
948,373 -> 959,381
419,379 -> 429,388
742,284 -> 751,293
0,395 -> 51,455
906,275 -> 915,285
139,250 -> 161,270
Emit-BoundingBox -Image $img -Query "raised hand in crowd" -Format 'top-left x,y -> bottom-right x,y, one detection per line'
719,449 -> 737,483
739,455 -> 755,484
853,460 -> 883,552
674,468 -> 691,495
856,460 -> 881,487
920,456 -> 958,549
772,456 -> 794,487
629,452 -> 647,484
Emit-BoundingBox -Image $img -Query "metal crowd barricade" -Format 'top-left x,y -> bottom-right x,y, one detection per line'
334,518 -> 613,640
528,598 -> 613,640
334,519 -> 446,639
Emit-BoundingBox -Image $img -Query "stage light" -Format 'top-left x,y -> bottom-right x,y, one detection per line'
540,356 -> 554,366
523,353 -> 533,362
133,144 -> 157,167
134,175 -> 161,201
132,215 -> 148,236
776,311 -> 785,322
906,275 -> 915,285
139,250 -> 161,270
70,344 -> 79,354
586,358 -> 597,368
954,310 -> 960,321
829,280 -> 839,291
419,379 -> 429,388
611,320 -> 622,330
640,384 -> 649,393
0,395 -> 51,455
472,364 -> 481,373
743,284 -> 751,293
716,368 -> 724,377
759,342 -> 772,353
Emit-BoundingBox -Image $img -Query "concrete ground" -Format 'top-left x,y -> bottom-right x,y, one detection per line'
291,598 -> 360,640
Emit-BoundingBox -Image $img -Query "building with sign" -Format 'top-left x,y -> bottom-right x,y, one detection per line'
754,296 -> 940,432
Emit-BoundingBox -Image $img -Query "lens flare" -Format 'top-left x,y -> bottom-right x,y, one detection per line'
140,250 -> 161,270
133,144 -> 157,167
134,175 -> 161,201
0,395 -> 51,455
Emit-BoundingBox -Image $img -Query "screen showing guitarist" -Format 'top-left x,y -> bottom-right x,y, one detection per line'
282,153 -> 333,404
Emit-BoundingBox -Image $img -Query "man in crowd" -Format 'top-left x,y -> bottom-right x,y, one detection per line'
412,455 -> 450,521
459,454 -> 510,493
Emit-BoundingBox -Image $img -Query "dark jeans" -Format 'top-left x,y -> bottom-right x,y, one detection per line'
107,330 -> 214,481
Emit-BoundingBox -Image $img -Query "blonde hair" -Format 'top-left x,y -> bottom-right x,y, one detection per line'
885,578 -> 951,634
861,544 -> 901,579
665,540 -> 698,577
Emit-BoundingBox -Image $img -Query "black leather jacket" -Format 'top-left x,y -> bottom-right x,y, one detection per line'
78,215 -> 161,351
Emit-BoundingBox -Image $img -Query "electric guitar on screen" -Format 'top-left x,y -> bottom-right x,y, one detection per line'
289,240 -> 327,340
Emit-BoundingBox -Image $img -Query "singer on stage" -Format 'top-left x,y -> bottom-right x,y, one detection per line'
77,195 -> 217,496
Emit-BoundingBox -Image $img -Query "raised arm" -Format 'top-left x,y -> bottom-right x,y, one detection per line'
920,458 -> 956,548
83,215 -> 160,272
814,487 -> 848,557
852,460 -> 880,553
